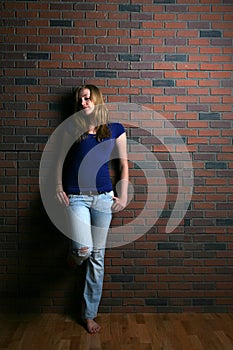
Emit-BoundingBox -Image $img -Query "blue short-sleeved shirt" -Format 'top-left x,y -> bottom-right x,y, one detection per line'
62,122 -> 125,194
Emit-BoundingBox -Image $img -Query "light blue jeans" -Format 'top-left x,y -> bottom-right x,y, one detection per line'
66,191 -> 113,320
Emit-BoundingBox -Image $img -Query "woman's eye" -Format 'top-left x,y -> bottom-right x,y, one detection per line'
84,97 -> 90,101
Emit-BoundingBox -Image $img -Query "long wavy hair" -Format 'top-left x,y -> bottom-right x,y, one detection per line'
74,84 -> 111,141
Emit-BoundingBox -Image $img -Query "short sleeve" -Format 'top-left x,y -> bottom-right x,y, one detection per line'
109,122 -> 125,139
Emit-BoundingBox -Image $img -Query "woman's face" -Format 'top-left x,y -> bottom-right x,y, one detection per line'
77,88 -> 95,115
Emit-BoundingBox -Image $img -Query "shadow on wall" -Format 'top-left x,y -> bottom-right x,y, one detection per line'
0,90 -> 85,319
1,196 -> 85,319
49,90 -> 76,122
61,91 -> 77,121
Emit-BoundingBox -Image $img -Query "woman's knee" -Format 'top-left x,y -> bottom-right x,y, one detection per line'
71,246 -> 91,265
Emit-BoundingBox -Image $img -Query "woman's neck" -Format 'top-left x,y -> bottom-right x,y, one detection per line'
88,125 -> 96,134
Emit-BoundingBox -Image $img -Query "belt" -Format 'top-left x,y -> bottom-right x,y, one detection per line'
69,190 -> 109,196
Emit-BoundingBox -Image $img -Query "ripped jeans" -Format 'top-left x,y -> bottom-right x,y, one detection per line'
66,191 -> 113,320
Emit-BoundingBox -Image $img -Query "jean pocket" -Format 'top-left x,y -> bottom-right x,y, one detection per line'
104,191 -> 114,201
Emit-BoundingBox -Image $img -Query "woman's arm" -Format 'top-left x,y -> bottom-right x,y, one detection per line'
112,132 -> 129,212
55,130 -> 70,207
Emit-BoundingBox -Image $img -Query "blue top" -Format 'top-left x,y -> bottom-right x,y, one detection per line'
62,122 -> 125,194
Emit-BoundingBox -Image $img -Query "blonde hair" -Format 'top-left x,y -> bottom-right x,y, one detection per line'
74,84 -> 111,141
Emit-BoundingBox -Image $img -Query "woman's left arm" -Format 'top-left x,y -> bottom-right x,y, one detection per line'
112,132 -> 129,212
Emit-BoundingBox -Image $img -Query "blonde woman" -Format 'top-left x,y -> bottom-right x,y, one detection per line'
56,85 -> 128,334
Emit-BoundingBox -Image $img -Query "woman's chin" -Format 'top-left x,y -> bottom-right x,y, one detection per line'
82,108 -> 94,115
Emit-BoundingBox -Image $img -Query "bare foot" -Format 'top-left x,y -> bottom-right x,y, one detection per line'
84,319 -> 101,334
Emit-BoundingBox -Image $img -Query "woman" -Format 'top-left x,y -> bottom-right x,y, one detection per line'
56,85 -> 128,334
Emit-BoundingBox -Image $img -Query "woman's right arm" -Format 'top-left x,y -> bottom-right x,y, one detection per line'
55,130 -> 70,207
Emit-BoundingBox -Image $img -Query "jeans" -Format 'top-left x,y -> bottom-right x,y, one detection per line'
66,191 -> 113,319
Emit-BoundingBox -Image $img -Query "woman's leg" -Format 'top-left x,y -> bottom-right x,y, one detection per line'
66,195 -> 93,265
82,192 -> 113,332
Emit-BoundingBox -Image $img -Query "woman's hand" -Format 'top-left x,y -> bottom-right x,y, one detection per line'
56,185 -> 69,207
112,195 -> 127,212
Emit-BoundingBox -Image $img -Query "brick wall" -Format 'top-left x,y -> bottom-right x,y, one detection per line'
0,0 -> 233,313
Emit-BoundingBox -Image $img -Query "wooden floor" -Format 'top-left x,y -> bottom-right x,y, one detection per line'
0,313 -> 233,350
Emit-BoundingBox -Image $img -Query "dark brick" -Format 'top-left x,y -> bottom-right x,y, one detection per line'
111,275 -> 133,283
195,154 -> 215,161
101,299 -> 122,306
188,105 -> 209,112
165,88 -> 186,95
118,54 -> 141,62
15,78 -> 37,85
222,80 -> 233,87
26,136 -> 48,144
216,219 -> 233,226
141,71 -> 162,79
123,267 -> 145,274
4,102 -> 26,110
193,283 -> 215,290
165,54 -> 187,62
217,267 -> 233,274
154,0 -> 176,2
158,259 -> 183,266
165,38 -> 187,46
166,5 -> 188,12
210,121 -> 231,129
16,127 -> 37,135
131,13 -> 153,21
199,113 -> 221,120
188,22 -> 210,29
205,162 -> 227,169
134,161 -> 158,169
50,20 -> 72,27
95,71 -> 117,78
211,38 -> 232,46
74,3 -> 95,11
123,283 -> 145,290
141,136 -> 160,145
153,80 -> 175,87
85,45 -> 106,53
200,30 -> 222,38
216,203 -> 233,210
51,37 -> 71,44
124,251 -> 146,258
130,95 -> 152,103
49,103 -> 61,111
0,177 -> 16,185
204,243 -> 226,250
158,243 -> 182,250
27,53 -> 49,60
119,21 -> 140,29
145,298 -> 167,306
164,136 -> 186,144
119,4 -> 141,12
193,299 -> 214,306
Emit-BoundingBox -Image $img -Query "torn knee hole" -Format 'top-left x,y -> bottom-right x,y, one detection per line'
80,247 -> 89,253
72,247 -> 90,257
78,247 -> 90,257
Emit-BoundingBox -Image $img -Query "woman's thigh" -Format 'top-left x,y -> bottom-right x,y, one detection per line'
90,191 -> 113,249
66,195 -> 93,247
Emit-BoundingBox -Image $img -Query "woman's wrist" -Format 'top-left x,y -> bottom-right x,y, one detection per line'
56,184 -> 63,192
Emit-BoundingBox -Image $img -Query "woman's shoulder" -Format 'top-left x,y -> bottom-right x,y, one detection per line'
108,122 -> 125,138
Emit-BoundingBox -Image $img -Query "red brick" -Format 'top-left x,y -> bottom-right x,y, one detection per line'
189,5 -> 211,12
154,62 -> 176,70
212,5 -> 233,12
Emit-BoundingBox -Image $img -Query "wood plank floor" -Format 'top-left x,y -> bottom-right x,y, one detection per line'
0,313 -> 233,350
